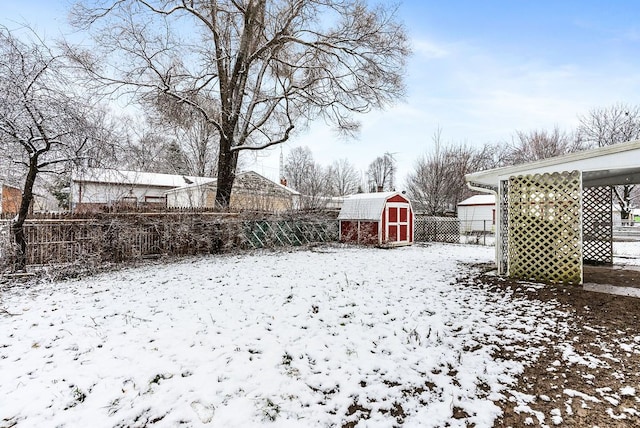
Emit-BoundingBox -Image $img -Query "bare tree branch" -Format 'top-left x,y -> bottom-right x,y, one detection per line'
0,25 -> 112,270
578,103 -> 640,220
69,0 -> 410,208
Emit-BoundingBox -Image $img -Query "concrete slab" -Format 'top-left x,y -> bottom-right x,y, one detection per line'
583,282 -> 640,298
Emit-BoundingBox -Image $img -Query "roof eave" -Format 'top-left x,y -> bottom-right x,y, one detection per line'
465,139 -> 640,187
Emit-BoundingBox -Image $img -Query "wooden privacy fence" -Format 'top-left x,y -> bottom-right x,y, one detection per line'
0,213 -> 475,268
1,214 -> 339,267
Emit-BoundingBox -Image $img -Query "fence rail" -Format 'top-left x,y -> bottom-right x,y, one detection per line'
0,214 -> 339,268
413,216 -> 495,245
0,213 -> 496,270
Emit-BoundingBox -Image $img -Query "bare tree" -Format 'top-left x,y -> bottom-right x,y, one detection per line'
283,146 -> 330,208
500,126 -> 583,166
122,128 -> 177,173
406,130 -> 495,215
578,103 -> 640,221
284,146 -> 314,192
148,93 -> 220,177
328,158 -> 360,196
405,131 -> 448,215
578,103 -> 640,148
69,0 -> 410,209
444,143 -> 497,210
300,162 -> 331,209
367,152 -> 396,192
0,26 -> 105,270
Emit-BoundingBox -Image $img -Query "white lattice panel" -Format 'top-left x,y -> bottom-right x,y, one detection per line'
507,171 -> 582,285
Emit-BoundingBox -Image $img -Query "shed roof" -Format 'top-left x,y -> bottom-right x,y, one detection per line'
466,139 -> 640,189
338,192 -> 408,221
458,194 -> 496,206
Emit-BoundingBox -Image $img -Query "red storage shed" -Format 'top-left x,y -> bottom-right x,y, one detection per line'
338,191 -> 414,246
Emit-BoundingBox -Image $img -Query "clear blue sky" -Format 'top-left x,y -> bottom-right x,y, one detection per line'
3,1 -> 640,185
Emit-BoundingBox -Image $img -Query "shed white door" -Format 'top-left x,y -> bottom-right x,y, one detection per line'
386,203 -> 410,243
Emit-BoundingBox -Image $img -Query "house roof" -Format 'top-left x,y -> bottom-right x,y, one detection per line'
0,182 -> 22,191
458,194 -> 496,206
238,171 -> 300,195
466,139 -> 640,189
338,192 -> 408,220
164,170 -> 301,195
72,168 -> 215,188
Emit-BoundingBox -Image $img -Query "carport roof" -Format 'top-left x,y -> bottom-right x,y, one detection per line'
466,139 -> 640,189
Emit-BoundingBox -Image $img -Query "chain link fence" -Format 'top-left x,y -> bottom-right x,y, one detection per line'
414,216 -> 495,245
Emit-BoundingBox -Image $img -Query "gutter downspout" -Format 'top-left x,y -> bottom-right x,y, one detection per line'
466,181 -> 500,273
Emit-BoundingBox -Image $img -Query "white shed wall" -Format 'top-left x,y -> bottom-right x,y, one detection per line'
458,205 -> 495,233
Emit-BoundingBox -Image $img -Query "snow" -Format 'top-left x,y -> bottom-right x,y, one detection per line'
0,243 -> 630,426
337,192 -> 407,220
563,389 -> 601,403
72,167 -> 215,188
613,241 -> 640,265
550,408 -> 563,425
621,386 -> 636,397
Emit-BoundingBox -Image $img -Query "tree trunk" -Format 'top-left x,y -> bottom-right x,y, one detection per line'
11,157 -> 38,271
614,184 -> 634,223
214,139 -> 239,210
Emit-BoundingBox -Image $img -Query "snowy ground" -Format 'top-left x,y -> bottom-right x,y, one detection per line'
1,243 -> 638,427
613,240 -> 640,265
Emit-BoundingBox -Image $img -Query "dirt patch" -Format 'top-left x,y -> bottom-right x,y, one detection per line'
471,266 -> 640,427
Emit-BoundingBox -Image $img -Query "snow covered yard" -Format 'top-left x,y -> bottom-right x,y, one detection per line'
0,243 -> 638,427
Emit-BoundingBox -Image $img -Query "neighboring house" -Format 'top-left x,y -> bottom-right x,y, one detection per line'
0,183 -> 22,215
70,168 -> 215,212
324,196 -> 345,210
457,194 -> 496,233
296,195 -> 345,211
338,191 -> 414,247
31,192 -> 59,213
165,171 -> 301,213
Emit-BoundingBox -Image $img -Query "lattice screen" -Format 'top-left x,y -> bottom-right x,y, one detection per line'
242,220 -> 339,249
583,186 -> 613,265
507,171 -> 582,285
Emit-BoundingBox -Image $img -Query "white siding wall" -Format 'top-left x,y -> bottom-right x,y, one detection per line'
458,204 -> 495,233
166,186 -> 210,208
72,182 -> 170,206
